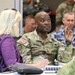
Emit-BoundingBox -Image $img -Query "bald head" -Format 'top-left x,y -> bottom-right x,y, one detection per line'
35,11 -> 51,33
35,11 -> 49,22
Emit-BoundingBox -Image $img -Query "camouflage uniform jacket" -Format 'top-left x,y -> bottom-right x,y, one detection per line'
57,58 -> 75,75
17,30 -> 73,65
56,1 -> 75,23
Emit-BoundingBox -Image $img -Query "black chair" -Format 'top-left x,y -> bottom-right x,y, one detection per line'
9,64 -> 43,75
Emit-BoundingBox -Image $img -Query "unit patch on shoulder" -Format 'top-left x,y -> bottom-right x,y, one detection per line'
18,38 -> 27,44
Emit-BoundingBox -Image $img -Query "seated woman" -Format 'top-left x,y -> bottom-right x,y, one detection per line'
0,9 -> 49,72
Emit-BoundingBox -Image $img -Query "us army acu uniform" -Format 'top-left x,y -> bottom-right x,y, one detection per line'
56,1 -> 75,23
17,30 -> 73,65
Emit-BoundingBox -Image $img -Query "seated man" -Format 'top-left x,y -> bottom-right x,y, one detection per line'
52,11 -> 75,64
17,11 -> 73,65
23,15 -> 36,33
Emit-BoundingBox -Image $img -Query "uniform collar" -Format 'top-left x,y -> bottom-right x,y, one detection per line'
33,30 -> 52,42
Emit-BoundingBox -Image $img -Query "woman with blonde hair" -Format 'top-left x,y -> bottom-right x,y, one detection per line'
0,9 -> 49,72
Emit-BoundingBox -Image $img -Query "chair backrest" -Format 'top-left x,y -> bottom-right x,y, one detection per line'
9,64 -> 43,74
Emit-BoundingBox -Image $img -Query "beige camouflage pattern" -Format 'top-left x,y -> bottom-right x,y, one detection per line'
57,44 -> 73,63
17,30 -> 74,64
56,1 -> 75,23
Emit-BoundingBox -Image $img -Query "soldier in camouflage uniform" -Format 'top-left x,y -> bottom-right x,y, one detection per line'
17,11 -> 73,65
56,0 -> 75,24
